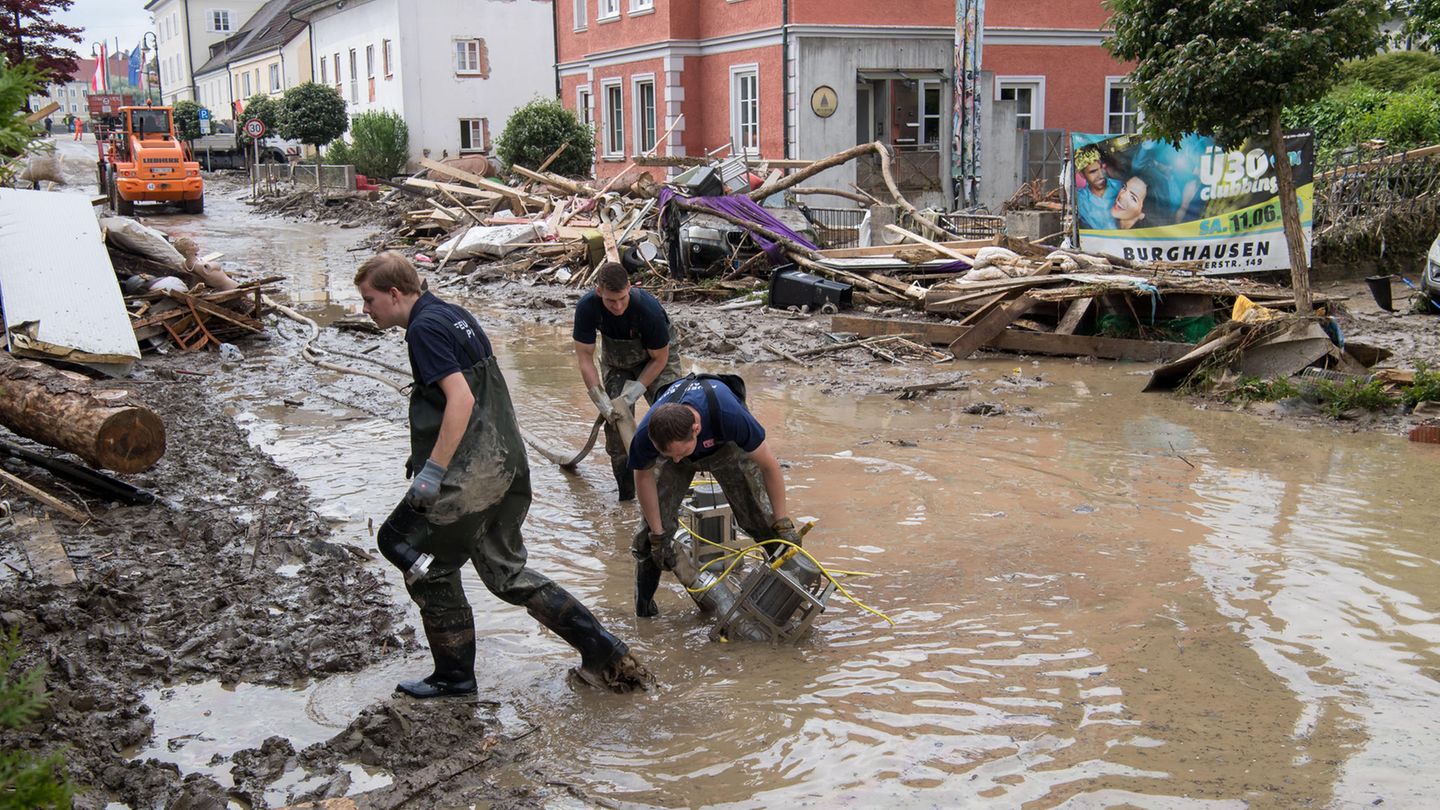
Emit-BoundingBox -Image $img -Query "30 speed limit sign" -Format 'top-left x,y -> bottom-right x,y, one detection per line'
243,118 -> 266,139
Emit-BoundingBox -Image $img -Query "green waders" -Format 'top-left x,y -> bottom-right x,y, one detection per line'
378,354 -> 651,695
599,325 -> 681,500
630,444 -> 779,617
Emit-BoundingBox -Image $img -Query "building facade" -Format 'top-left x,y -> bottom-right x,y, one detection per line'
146,0 -> 268,104
26,54 -> 133,124
193,0 -> 312,125
293,0 -> 556,168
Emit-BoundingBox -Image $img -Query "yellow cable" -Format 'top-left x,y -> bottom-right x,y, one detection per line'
673,520 -> 895,625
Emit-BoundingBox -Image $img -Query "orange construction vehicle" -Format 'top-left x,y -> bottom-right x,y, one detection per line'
94,104 -> 204,215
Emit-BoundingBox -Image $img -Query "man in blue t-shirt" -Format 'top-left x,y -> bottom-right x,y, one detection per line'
1075,145 -> 1120,230
573,262 -> 682,501
355,251 -> 651,696
625,375 -> 800,617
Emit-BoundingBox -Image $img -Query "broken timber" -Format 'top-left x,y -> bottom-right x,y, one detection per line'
831,314 -> 1193,363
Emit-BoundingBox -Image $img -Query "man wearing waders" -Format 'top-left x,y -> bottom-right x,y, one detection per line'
356,252 -> 652,697
627,375 -> 802,617
573,262 -> 682,502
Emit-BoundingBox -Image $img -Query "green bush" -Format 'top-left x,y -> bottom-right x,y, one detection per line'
1350,86 -> 1440,150
1286,83 -> 1440,162
322,139 -> 353,166
495,97 -> 594,178
1227,376 -> 1302,403
0,61 -> 43,184
0,629 -> 72,809
1340,51 -> 1440,92
347,110 -> 409,179
171,98 -> 202,142
1315,378 -> 1396,418
1402,363 -> 1440,407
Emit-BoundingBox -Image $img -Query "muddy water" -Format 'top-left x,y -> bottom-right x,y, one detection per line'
133,285 -> 1440,808
99,169 -> 1439,807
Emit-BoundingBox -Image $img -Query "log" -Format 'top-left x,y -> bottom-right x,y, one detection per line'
0,355 -> 166,473
747,142 -> 878,202
832,313 -> 1193,362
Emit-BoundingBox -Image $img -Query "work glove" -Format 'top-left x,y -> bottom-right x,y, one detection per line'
620,379 -> 647,408
588,385 -> 616,422
406,459 -> 446,510
771,517 -> 802,546
650,530 -> 676,571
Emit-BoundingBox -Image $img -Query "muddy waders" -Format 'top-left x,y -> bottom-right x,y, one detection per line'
632,444 -> 781,616
600,327 -> 681,501
379,353 -> 652,696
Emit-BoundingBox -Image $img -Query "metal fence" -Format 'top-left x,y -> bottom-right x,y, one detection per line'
800,206 -> 868,249
255,163 -> 357,196
1313,145 -> 1440,228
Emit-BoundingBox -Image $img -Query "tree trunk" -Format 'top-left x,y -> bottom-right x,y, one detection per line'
1270,107 -> 1312,313
0,355 -> 166,474
746,142 -> 880,202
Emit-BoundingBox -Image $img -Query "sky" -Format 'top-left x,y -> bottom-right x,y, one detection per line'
51,0 -> 155,57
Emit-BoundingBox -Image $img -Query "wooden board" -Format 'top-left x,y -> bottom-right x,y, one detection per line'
818,239 -> 992,259
1056,297 -> 1094,335
947,293 -> 1037,359
10,512 -> 77,585
831,314 -> 1193,362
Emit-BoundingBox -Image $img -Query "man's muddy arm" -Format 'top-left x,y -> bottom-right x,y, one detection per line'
749,441 -> 787,522
574,340 -> 602,391
636,468 -> 664,533
429,372 -> 475,468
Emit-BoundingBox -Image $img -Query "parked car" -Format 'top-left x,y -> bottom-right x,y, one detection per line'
1426,232 -> 1440,301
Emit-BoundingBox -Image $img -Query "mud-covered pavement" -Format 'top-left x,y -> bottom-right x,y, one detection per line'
3,139 -> 1440,809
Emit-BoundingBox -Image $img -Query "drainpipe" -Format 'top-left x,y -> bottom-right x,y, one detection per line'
184,0 -> 198,101
782,0 -> 789,160
551,0 -> 561,98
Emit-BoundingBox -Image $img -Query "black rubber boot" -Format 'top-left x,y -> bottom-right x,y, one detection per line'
635,559 -> 661,617
613,459 -> 636,502
397,603 -> 477,699
524,583 -> 654,692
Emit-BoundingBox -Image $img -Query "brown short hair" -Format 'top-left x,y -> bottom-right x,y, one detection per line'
354,251 -> 421,295
595,262 -> 630,293
647,403 -> 696,451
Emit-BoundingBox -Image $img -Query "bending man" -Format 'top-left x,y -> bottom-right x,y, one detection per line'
627,375 -> 799,617
356,251 -> 651,696
573,262 -> 682,501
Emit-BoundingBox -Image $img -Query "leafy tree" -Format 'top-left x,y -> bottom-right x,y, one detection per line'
239,93 -> 283,147
496,97 -> 594,178
170,98 -> 201,142
1106,0 -> 1387,311
1340,50 -> 1440,91
0,0 -> 80,89
1393,0 -> 1440,50
0,629 -> 73,809
0,59 -> 42,183
279,81 -> 347,149
346,109 -> 408,178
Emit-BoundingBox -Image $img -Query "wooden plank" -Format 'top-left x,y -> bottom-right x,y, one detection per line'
818,240 -> 990,259
420,157 -> 539,209
831,314 -> 1192,362
882,224 -> 970,260
402,177 -> 503,201
1056,296 -> 1094,335
11,512 -> 77,585
25,102 -> 60,124
947,293 -> 1037,359
0,468 -> 90,524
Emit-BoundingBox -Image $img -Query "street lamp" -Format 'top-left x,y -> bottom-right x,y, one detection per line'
142,31 -> 160,103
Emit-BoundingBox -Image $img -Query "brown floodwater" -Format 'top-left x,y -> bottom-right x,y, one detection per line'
137,297 -> 1440,808
114,179 -> 1440,807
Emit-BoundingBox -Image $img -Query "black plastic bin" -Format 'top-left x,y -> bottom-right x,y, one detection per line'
770,268 -> 852,310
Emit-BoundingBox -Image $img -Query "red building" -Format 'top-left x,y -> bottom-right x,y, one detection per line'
555,1 -> 1136,207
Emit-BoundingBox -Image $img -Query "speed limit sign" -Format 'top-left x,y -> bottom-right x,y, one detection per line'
243,118 -> 266,139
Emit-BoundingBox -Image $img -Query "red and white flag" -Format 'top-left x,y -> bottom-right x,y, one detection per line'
90,44 -> 108,92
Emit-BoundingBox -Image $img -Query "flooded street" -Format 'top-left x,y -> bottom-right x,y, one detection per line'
49,142 -> 1434,807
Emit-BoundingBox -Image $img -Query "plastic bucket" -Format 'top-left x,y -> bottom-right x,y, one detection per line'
1365,275 -> 1394,312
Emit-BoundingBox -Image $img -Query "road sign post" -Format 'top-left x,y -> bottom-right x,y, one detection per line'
244,118 -> 266,199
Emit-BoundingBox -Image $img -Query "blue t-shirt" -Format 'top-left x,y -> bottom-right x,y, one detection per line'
572,287 -> 671,350
1076,177 -> 1120,230
628,378 -> 764,471
405,291 -> 494,386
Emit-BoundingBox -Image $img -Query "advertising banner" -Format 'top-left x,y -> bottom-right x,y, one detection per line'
1071,131 -> 1314,275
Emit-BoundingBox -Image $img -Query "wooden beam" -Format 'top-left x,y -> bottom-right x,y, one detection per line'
883,224 -> 970,260
11,512 -> 77,585
818,239 -> 991,259
831,314 -> 1193,362
946,293 -> 1037,359
1056,297 -> 1094,335
403,177 -> 503,201
0,468 -> 90,524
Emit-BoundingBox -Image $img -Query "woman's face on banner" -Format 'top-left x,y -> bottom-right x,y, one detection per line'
1111,177 -> 1148,227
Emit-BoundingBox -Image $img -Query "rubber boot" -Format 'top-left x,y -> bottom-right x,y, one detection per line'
613,458 -> 636,502
635,559 -> 661,618
397,607 -> 477,699
524,583 -> 654,692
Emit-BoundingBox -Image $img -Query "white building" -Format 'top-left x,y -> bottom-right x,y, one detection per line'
193,0 -> 312,125
146,0 -> 268,104
291,0 -> 556,167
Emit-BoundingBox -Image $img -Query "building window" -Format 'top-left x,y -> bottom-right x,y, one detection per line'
242,71 -> 251,97
574,0 -> 587,29
365,44 -> 376,101
731,67 -> 759,155
459,118 -> 489,153
577,87 -> 593,130
348,49 -> 358,102
634,78 -> 656,154
602,81 -> 623,156
333,54 -> 341,91
454,39 -> 488,76
319,57 -> 328,85
996,77 -> 1044,131
631,0 -> 653,10
383,39 -> 393,78
920,80 -> 942,145
1106,78 -> 1140,134
209,10 -> 232,32
269,64 -> 281,93
598,0 -> 619,19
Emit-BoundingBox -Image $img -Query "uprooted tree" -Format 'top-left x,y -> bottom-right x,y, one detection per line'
1105,0 -> 1387,312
